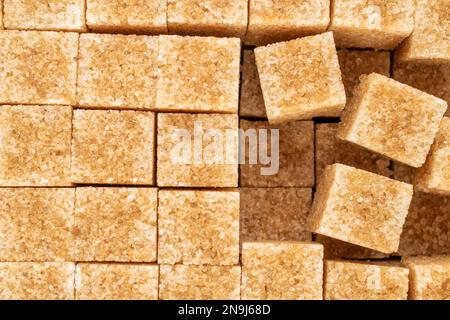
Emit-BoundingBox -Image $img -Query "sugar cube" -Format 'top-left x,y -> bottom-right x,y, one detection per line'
240,50 -> 266,119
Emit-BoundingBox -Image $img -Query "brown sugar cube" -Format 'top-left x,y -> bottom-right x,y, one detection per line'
309,164 -> 413,254
157,113 -> 238,187
158,190 -> 239,265
86,0 -> 167,34
338,73 -> 448,168
316,235 -> 389,260
240,50 -> 266,119
75,263 -> 158,300
0,188 -> 74,262
240,120 -> 314,187
397,0 -> 450,64
329,0 -> 414,50
0,30 -> 78,105
241,242 -> 323,300
156,35 -> 240,113
71,110 -> 155,185
77,33 -> 159,110
159,265 -> 241,300
168,0 -> 247,38
325,260 -> 409,300
0,105 -> 72,187
255,32 -> 346,123
0,263 -> 75,300
246,0 -> 329,46
240,188 -> 312,242
74,188 -> 157,262
4,0 -> 86,32
402,255 -> 450,300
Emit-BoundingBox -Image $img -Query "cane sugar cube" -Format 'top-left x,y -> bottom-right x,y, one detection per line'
329,0 -> 414,50
255,32 -> 346,123
240,188 -> 312,242
338,73 -> 448,168
325,260 -> 409,300
71,110 -> 155,185
397,0 -> 450,64
403,255 -> 450,300
4,0 -> 86,32
158,190 -> 239,265
0,30 -> 78,105
75,263 -> 158,300
156,35 -> 240,113
0,263 -> 75,300
316,235 -> 388,260
87,0 -> 167,34
240,120 -> 314,187
157,113 -> 238,187
168,0 -> 247,38
74,188 -> 157,262
246,0 -> 330,46
240,50 -> 266,119
241,242 -> 323,300
0,188 -> 74,262
309,164 -> 413,254
0,105 -> 72,187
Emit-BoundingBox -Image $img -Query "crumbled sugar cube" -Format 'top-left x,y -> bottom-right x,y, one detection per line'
316,235 -> 389,260
240,50 -> 267,119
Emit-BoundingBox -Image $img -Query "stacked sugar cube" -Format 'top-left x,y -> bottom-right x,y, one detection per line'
0,0 -> 449,301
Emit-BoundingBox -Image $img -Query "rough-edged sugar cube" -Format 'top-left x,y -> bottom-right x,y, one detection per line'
309,164 -> 413,254
158,190 -> 239,265
157,35 -> 240,113
240,120 -> 314,187
168,0 -> 247,38
4,0 -> 86,32
0,188 -> 74,262
246,0 -> 329,46
240,50 -> 266,119
74,188 -> 157,262
397,0 -> 450,64
255,32 -> 346,123
71,110 -> 155,185
76,263 -> 158,300
0,30 -> 77,105
0,263 -> 74,300
240,188 -> 312,242
241,242 -> 323,300
157,113 -> 238,187
0,105 -> 72,187
329,0 -> 414,50
87,0 -> 167,34
338,73 -> 448,168
316,235 -> 388,260
159,265 -> 241,300
325,260 -> 409,300
402,255 -> 450,300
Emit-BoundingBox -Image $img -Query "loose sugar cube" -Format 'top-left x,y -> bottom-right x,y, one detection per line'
0,30 -> 78,105
0,263 -> 74,300
4,0 -> 86,31
168,0 -> 247,38
0,188 -> 74,261
157,35 -> 240,113
338,73 -> 448,168
316,235 -> 388,260
255,32 -> 346,123
240,50 -> 266,119
157,113 -> 238,187
87,0 -> 167,34
246,0 -> 330,46
0,105 -> 72,187
325,260 -> 409,300
71,110 -> 155,185
329,0 -> 414,50
158,190 -> 239,265
309,164 -> 413,254
76,263 -> 158,300
240,120 -> 314,187
241,242 -> 323,300
74,188 -> 157,262
240,188 -> 312,242
403,255 -> 450,300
